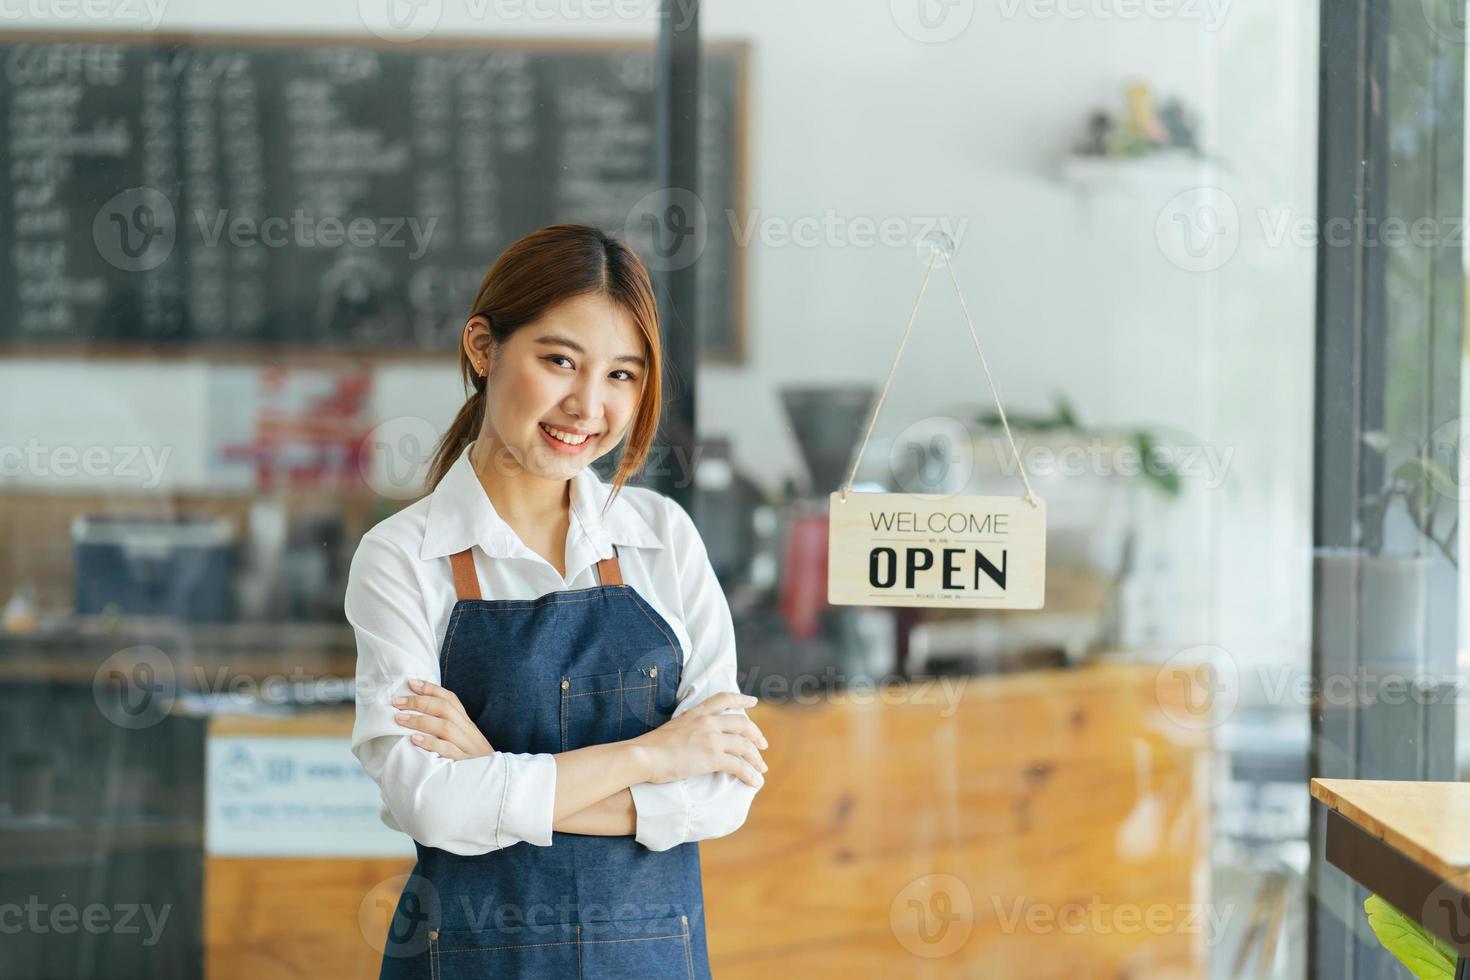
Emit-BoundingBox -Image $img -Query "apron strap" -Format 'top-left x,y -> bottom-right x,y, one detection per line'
449,548 -> 481,601
450,546 -> 624,599
596,546 -> 624,586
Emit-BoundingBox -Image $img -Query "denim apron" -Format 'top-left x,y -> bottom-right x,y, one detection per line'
378,545 -> 712,979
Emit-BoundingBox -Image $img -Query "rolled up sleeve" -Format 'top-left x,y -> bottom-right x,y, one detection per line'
346,533 -> 557,854
629,499 -> 762,852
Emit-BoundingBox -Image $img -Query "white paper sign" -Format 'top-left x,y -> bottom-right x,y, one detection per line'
206,735 -> 415,857
827,492 -> 1046,609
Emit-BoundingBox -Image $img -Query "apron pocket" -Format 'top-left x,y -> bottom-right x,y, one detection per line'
578,913 -> 694,979
560,658 -> 673,751
428,920 -> 580,979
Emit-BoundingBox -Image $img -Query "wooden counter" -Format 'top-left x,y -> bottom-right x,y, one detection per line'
1311,778 -> 1470,974
205,662 -> 1210,979
1311,779 -> 1470,882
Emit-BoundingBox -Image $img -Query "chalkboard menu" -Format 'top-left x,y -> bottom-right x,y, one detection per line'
0,35 -> 747,360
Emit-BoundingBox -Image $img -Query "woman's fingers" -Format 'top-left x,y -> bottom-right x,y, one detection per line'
712,738 -> 765,787
689,691 -> 758,717
395,709 -> 452,738
711,713 -> 768,749
408,677 -> 463,708
393,694 -> 453,718
394,690 -> 482,749
717,733 -> 766,774
399,711 -> 487,757
409,733 -> 466,760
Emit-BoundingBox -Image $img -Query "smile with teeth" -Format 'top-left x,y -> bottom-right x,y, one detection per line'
539,422 -> 592,446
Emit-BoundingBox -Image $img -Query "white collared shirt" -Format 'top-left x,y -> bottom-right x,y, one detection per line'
345,439 -> 761,855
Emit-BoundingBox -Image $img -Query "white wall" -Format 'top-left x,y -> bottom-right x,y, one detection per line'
0,0 -> 1318,667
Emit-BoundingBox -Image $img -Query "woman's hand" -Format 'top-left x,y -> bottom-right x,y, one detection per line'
392,678 -> 493,760
630,691 -> 769,788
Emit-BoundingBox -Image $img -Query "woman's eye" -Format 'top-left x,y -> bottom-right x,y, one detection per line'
544,355 -> 634,382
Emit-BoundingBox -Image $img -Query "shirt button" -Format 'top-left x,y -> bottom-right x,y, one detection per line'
428,929 -> 439,941
561,678 -> 569,690
649,666 -> 657,678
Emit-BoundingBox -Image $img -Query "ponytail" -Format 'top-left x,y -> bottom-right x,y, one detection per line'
427,379 -> 486,492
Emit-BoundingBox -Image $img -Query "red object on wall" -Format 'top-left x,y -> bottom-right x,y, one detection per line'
779,510 -> 831,640
215,368 -> 374,491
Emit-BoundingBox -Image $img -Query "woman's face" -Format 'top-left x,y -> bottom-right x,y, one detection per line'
472,293 -> 647,482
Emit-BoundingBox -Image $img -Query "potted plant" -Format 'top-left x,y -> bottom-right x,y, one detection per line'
1359,431 -> 1458,569
1330,432 -> 1460,673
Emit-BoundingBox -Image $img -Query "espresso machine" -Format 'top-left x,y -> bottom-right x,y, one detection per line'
723,386 -> 901,698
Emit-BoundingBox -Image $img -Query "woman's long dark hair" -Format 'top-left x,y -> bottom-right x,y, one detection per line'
423,224 -> 663,507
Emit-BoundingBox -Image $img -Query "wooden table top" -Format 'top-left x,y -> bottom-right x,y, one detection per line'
1311,778 -> 1470,881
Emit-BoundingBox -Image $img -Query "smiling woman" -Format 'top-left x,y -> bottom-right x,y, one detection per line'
347,224 -> 767,980
424,223 -> 664,502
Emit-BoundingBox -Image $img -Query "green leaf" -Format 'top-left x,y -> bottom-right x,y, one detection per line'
1363,430 -> 1393,454
1134,432 -> 1181,498
1363,893 -> 1456,980
1422,456 -> 1459,491
1054,396 -> 1080,430
1395,459 -> 1439,497
1395,457 -> 1459,493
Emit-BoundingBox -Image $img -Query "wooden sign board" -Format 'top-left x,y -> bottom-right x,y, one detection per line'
827,492 -> 1046,609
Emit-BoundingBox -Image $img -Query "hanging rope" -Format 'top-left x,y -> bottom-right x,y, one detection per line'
838,246 -> 1037,507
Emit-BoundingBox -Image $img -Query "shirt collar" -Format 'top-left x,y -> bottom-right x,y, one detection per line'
418,440 -> 663,562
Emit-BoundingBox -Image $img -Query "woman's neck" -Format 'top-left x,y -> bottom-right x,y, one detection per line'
469,438 -> 570,526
